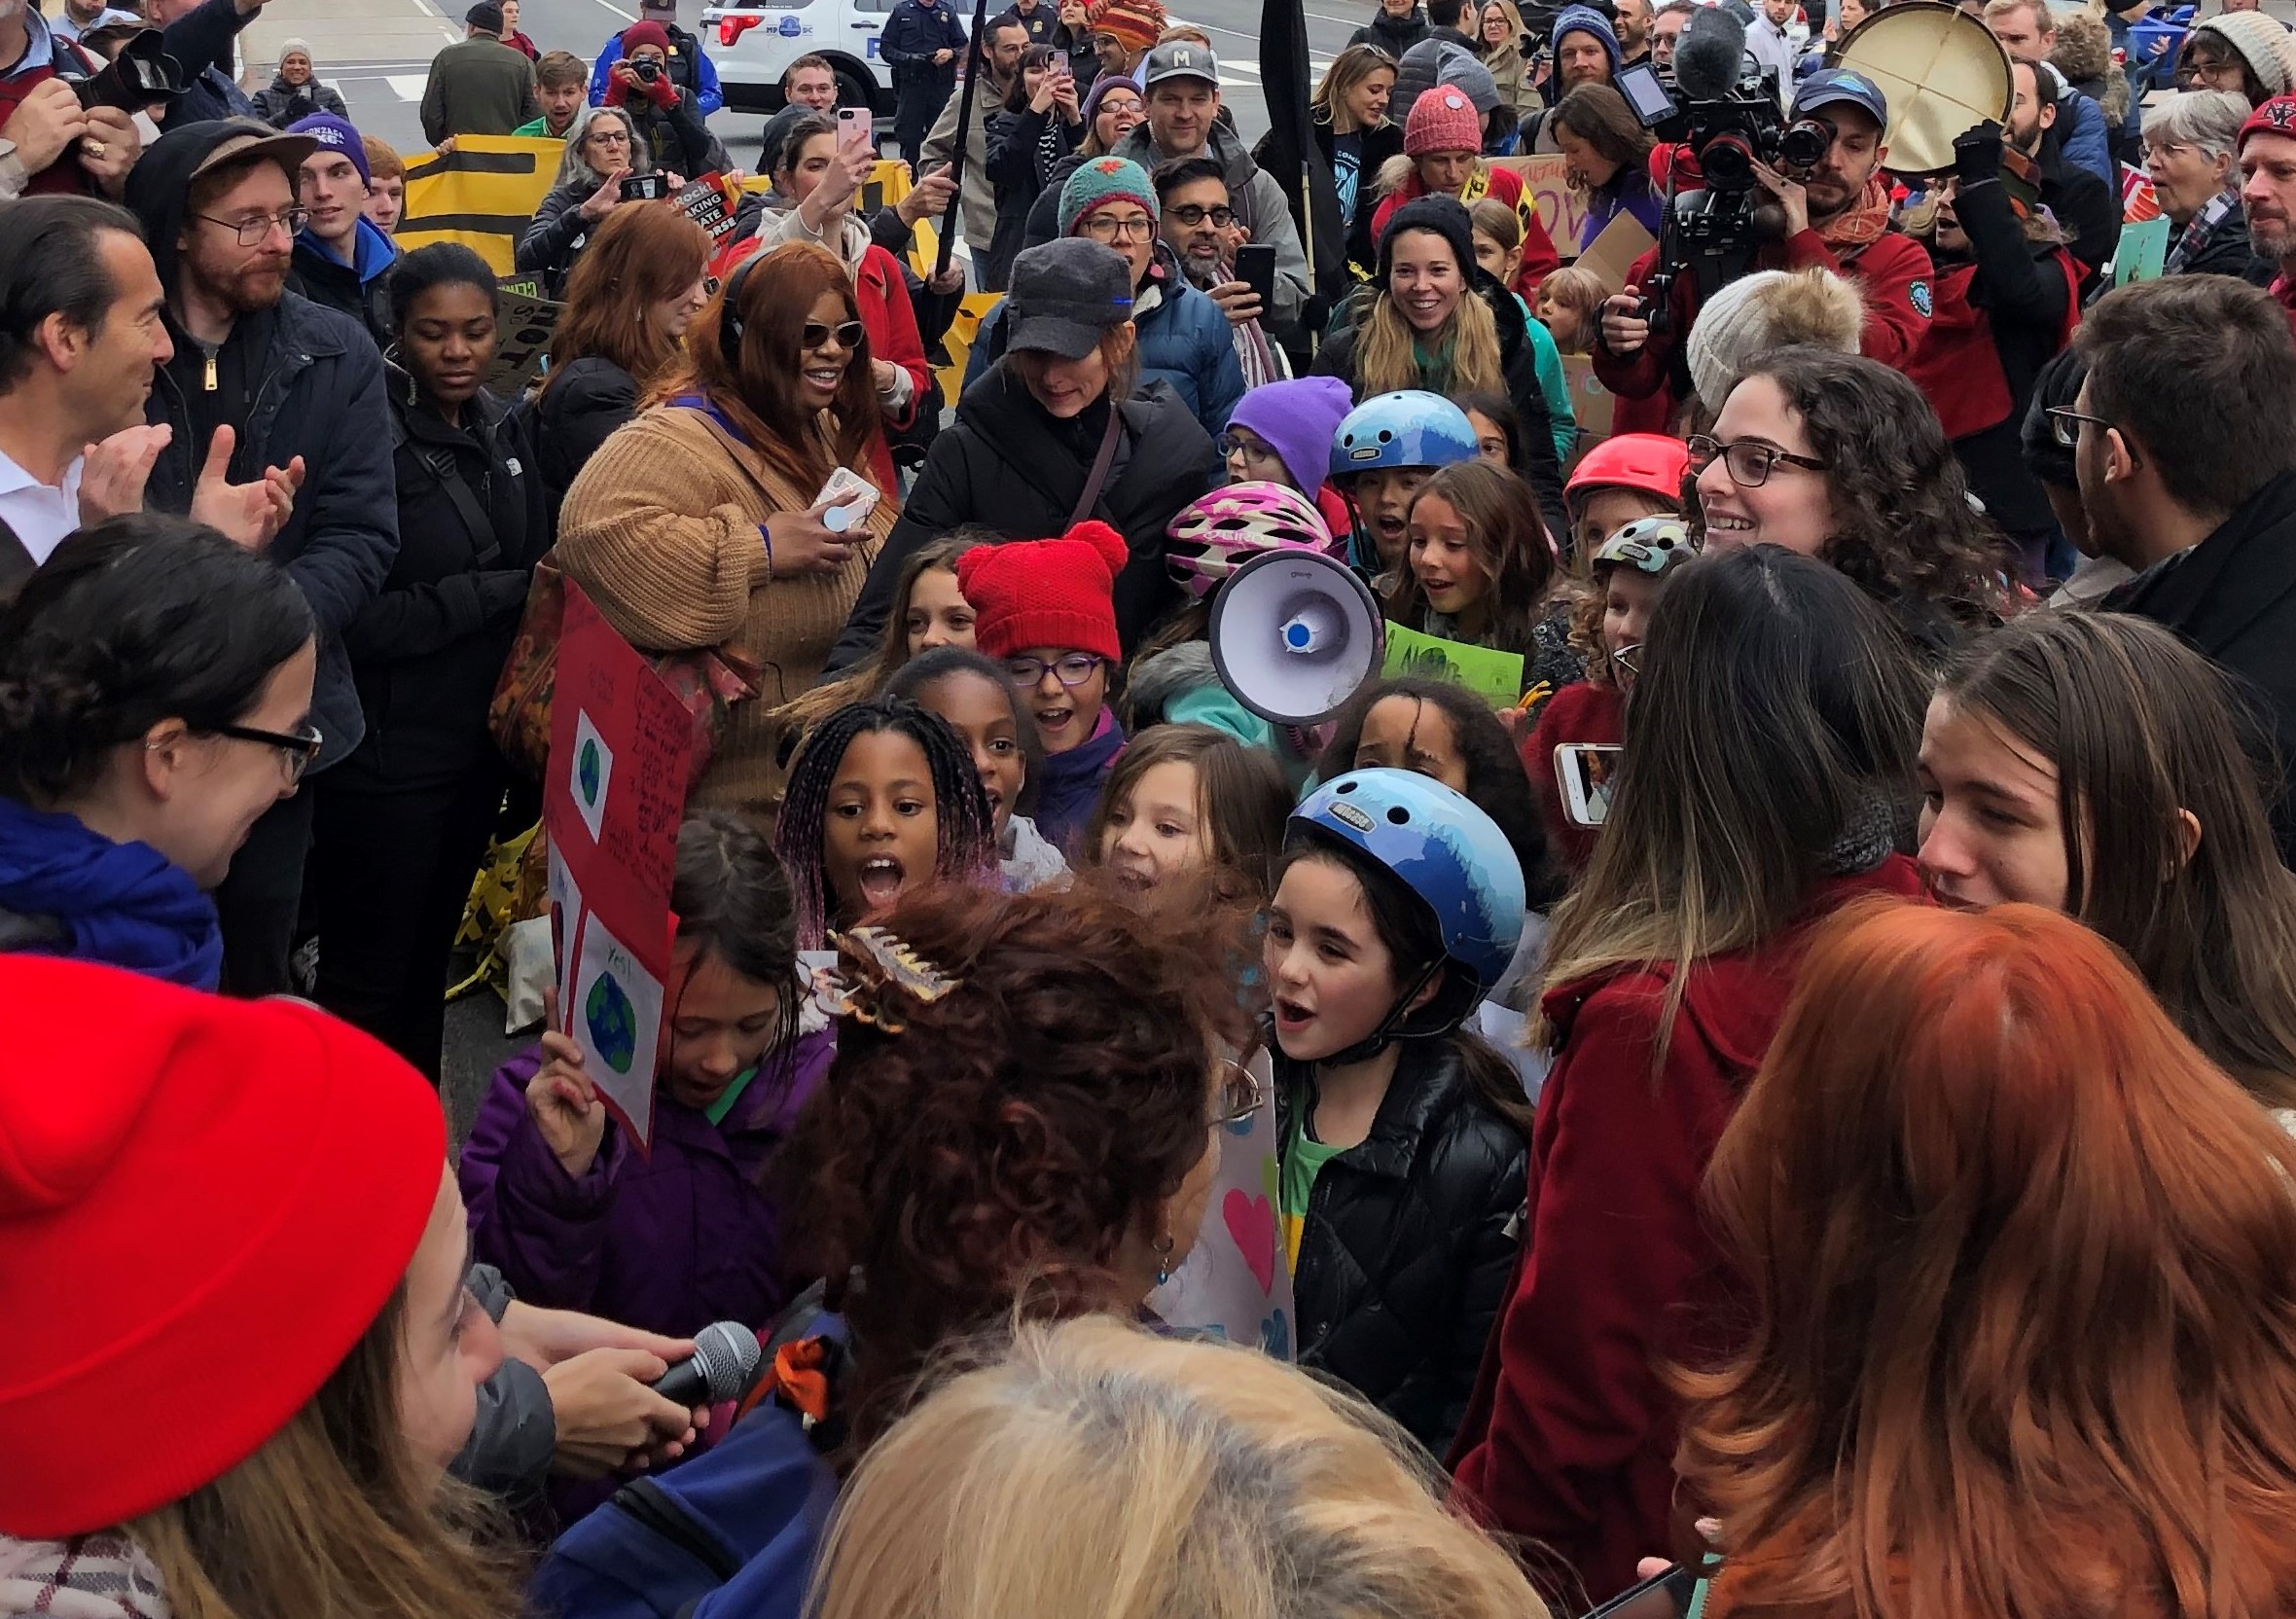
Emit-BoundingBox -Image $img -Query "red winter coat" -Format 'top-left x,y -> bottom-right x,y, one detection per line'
1593,230 -> 1935,434
1448,856 -> 1928,1609
1371,162 -> 1563,302
2273,272 -> 2296,342
1522,677 -> 1622,874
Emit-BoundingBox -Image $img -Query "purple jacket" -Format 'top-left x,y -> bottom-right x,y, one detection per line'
459,1027 -> 837,1339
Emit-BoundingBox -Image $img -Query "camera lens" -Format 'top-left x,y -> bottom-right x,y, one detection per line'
1780,119 -> 1831,169
632,57 -> 660,81
1701,131 -> 1753,188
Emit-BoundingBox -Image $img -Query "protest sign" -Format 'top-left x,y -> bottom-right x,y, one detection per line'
484,280 -> 561,398
400,136 -> 563,273
674,172 -> 742,241
1381,622 -> 1526,705
1495,154 -> 1589,257
543,583 -> 697,1150
1149,1047 -> 1296,1359
2113,214 -> 2170,287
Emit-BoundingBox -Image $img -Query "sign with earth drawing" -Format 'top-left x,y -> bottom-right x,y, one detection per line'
543,582 -> 697,1150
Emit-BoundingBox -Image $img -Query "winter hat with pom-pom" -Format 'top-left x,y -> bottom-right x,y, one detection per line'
1685,267 -> 1865,415
957,522 -> 1130,661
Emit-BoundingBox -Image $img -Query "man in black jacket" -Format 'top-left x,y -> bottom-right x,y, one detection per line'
883,0 -> 967,170
126,121 -> 399,993
2078,277 -> 2296,864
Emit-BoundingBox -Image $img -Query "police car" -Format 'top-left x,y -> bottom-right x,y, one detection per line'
700,0 -> 897,114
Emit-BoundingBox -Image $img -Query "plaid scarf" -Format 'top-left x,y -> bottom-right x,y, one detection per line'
1191,251 -> 1283,387
2168,186 -> 2243,275
0,1533 -> 171,1619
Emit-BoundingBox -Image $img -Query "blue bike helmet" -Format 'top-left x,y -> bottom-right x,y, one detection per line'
1327,390 -> 1479,484
1287,769 -> 1527,1050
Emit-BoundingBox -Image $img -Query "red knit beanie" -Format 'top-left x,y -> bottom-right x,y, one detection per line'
0,960 -> 448,1538
1405,85 -> 1483,158
957,522 -> 1129,662
622,19 -> 672,54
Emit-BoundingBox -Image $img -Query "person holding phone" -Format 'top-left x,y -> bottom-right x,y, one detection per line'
519,105 -> 664,298
986,44 -> 1090,290
556,242 -> 895,823
1155,156 -> 1288,388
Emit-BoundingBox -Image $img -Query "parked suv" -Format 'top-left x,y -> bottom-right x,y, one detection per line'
701,0 -> 898,113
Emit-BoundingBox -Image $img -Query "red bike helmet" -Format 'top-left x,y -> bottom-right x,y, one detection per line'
1564,433 -> 1692,512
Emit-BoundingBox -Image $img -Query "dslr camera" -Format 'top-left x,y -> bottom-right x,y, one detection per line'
629,55 -> 663,84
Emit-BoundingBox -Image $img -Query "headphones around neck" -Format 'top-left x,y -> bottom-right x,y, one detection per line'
718,249 -> 760,371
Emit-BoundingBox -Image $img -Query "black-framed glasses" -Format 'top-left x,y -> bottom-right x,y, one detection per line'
1213,1059 -> 1262,1126
208,721 -> 323,782
1685,433 -> 1828,488
802,319 -> 866,350
1217,432 -> 1281,462
1081,212 -> 1156,242
194,206 -> 307,247
1167,201 -> 1235,228
1004,653 -> 1104,689
2045,405 -> 2116,449
587,127 -> 632,146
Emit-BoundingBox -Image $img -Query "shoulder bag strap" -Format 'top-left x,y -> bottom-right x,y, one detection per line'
1066,402 -> 1125,528
414,443 -> 505,567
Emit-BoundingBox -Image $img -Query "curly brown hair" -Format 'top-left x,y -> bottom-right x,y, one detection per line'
1686,347 -> 2012,643
779,878 -> 1257,1449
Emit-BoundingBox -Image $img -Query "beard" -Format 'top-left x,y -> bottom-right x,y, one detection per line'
193,252 -> 291,316
2250,208 -> 2295,262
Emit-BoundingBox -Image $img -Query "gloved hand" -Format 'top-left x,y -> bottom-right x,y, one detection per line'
1953,120 -> 2005,186
645,70 -> 679,108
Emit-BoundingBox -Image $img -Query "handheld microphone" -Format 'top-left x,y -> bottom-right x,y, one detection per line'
649,1320 -> 763,1406
1672,4 -> 1748,101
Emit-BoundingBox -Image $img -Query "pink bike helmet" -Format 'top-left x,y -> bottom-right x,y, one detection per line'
1165,481 -> 1345,602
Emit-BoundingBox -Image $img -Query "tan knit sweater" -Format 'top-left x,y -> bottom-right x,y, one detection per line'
556,404 -> 889,822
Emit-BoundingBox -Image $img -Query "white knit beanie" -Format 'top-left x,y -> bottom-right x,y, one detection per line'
1686,269 -> 1866,415
2195,11 -> 2294,98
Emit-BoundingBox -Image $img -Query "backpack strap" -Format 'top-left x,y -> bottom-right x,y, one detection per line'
605,1479 -> 742,1585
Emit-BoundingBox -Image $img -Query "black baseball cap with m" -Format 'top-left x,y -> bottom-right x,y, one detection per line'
1004,237 -> 1135,358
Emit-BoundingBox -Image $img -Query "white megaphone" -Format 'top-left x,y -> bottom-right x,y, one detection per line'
1206,548 -> 1386,725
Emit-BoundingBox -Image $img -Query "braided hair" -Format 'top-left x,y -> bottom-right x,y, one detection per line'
771,697 -> 999,948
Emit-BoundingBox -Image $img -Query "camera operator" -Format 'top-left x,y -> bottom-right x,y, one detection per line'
1596,69 -> 1934,437
602,20 -> 721,180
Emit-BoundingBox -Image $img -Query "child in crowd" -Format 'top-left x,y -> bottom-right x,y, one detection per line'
461,813 -> 835,1342
1329,390 -> 1482,582
1559,429 -> 1688,560
956,522 -> 1131,852
1267,769 -> 1533,1457
1535,264 -> 1604,356
1528,515 -> 1696,871
1386,458 -> 1583,703
1469,201 -> 1579,467
1129,482 -> 1350,782
771,698 -> 999,948
885,646 -> 1070,893
1221,375 -> 1358,540
1087,724 -> 1291,906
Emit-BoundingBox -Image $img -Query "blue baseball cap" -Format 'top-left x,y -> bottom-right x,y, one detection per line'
1792,67 -> 1888,127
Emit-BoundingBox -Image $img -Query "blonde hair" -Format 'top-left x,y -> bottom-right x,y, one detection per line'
807,1314 -> 1551,1619
1536,265 -> 1604,354
1357,228 -> 1505,397
129,1291 -> 519,1619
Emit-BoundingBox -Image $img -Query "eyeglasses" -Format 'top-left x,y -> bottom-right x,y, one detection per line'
209,720 -> 324,783
588,128 -> 632,147
1081,213 -> 1156,242
2044,405 -> 2117,449
1685,433 -> 1827,488
1004,653 -> 1104,688
1213,1058 -> 1263,1126
1167,201 -> 1235,228
1217,432 -> 1282,463
802,319 -> 866,349
195,206 -> 307,247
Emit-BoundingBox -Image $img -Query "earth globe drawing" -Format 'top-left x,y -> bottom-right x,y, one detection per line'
584,971 -> 639,1072
578,738 -> 603,806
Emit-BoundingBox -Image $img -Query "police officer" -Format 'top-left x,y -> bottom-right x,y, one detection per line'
882,0 -> 968,169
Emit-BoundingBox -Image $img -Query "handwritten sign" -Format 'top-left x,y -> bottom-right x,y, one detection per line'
544,582 -> 696,1149
484,280 -> 561,399
1381,622 -> 1526,705
1495,154 -> 1590,258
1147,1046 -> 1296,1359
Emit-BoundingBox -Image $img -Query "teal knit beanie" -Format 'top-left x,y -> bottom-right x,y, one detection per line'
1058,155 -> 1160,237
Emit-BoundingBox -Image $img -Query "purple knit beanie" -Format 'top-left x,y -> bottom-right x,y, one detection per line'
1227,376 -> 1356,492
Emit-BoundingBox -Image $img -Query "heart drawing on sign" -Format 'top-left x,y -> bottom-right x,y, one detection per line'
1223,1188 -> 1277,1294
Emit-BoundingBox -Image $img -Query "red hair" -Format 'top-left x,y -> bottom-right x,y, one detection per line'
1680,899 -> 2296,1619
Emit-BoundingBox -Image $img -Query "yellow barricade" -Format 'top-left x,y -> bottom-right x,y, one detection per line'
937,292 -> 1003,408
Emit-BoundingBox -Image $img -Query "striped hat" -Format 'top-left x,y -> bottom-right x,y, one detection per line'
1087,0 -> 1166,53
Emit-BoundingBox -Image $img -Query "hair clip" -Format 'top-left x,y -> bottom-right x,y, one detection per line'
819,925 -> 961,1033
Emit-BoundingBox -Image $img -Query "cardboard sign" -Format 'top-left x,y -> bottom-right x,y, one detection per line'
2113,214 -> 2170,287
1561,351 -> 1615,453
543,582 -> 697,1151
1147,1046 -> 1296,1359
1576,211 -> 1658,296
674,171 -> 742,241
484,281 -> 561,398
1381,622 -> 1526,705
1495,154 -> 1589,258
400,135 -> 564,274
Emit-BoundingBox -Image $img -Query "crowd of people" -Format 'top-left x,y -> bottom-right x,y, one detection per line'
12,0 -> 2296,1616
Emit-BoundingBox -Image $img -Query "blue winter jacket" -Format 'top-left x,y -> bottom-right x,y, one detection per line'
591,25 -> 724,116
2056,86 -> 2114,187
964,252 -> 1245,440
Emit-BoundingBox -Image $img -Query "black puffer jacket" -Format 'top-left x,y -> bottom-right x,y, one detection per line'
535,355 -> 639,517
1279,1038 -> 1527,1457
826,365 -> 1221,670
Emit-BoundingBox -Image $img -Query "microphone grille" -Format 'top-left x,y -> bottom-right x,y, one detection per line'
692,1321 -> 765,1402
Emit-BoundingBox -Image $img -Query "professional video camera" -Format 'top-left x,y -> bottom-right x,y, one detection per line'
1620,7 -> 1834,334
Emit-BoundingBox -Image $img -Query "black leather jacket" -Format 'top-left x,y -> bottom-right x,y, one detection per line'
1279,1036 -> 1528,1456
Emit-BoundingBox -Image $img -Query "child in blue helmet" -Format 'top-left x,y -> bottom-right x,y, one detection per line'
1326,389 -> 1481,586
1264,767 -> 1532,1457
